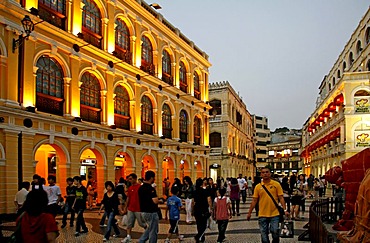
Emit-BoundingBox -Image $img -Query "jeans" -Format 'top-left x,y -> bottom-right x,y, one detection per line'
240,189 -> 247,203
231,199 -> 240,215
139,212 -> 159,243
217,220 -> 229,242
99,211 -> 107,225
62,203 -> 75,226
194,214 -> 208,242
258,216 -> 280,243
75,209 -> 88,233
185,198 -> 194,223
104,211 -> 120,239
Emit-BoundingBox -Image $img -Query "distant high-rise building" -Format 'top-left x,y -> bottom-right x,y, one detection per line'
209,81 -> 254,179
252,115 -> 271,173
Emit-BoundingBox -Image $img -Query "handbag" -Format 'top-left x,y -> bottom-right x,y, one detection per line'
7,212 -> 25,243
261,184 -> 285,223
280,220 -> 294,238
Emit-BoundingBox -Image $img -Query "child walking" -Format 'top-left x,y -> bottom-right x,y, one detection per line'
164,186 -> 184,243
213,188 -> 232,243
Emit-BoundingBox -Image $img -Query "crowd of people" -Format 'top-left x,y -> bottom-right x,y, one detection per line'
12,169 -> 340,243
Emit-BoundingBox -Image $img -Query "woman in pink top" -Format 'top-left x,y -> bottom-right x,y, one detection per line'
229,177 -> 240,216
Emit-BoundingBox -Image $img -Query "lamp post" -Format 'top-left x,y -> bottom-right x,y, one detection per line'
12,15 -> 34,53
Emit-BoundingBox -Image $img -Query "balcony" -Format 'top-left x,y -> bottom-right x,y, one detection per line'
161,74 -> 173,86
114,114 -> 130,130
36,92 -> 64,116
81,28 -> 102,49
80,105 -> 101,124
113,47 -> 132,65
140,61 -> 155,76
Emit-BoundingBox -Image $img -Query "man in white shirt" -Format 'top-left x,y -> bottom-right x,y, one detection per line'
237,174 -> 247,203
45,175 -> 62,218
14,181 -> 30,215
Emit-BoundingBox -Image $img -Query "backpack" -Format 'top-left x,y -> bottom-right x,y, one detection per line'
215,197 -> 229,220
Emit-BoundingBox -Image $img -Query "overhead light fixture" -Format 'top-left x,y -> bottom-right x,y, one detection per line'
72,43 -> 90,53
149,3 -> 162,10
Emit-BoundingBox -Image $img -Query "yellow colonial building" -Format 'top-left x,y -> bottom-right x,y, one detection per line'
208,81 -> 255,179
0,0 -> 211,213
301,7 -> 370,177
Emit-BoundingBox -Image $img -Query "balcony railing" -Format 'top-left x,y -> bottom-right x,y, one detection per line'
36,93 -> 64,116
161,74 -> 173,86
140,62 -> 155,76
141,121 -> 153,135
162,127 -> 172,139
81,28 -> 102,49
80,105 -> 101,124
113,47 -> 132,65
114,114 -> 130,130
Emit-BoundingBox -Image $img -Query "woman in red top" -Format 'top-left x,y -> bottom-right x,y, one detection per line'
18,189 -> 59,243
229,177 -> 240,216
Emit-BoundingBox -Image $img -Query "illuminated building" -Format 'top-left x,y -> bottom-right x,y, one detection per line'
301,7 -> 370,177
208,81 -> 254,179
0,0 -> 210,213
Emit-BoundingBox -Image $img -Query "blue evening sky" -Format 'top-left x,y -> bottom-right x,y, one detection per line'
152,0 -> 369,130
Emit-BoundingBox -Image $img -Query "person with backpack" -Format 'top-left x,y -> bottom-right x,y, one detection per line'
213,188 -> 232,243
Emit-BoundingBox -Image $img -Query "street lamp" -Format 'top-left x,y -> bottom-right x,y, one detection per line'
12,15 -> 34,53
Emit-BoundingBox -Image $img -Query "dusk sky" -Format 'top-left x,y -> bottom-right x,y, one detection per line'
153,0 -> 369,130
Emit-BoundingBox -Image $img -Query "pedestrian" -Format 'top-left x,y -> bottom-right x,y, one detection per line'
281,177 -> 291,213
115,177 -> 127,227
31,174 -> 42,190
213,188 -> 232,243
193,178 -> 213,243
99,181 -> 121,241
172,178 -> 182,191
18,189 -> 59,243
291,174 -> 306,220
138,170 -> 160,243
247,177 -> 253,197
237,174 -> 247,203
208,177 -> 217,202
45,175 -> 62,218
86,175 -> 97,210
313,178 -> 321,201
14,181 -> 30,216
320,175 -> 327,196
164,186 -> 184,243
61,177 -> 76,228
163,177 -> 171,199
182,176 -> 194,224
72,176 -> 89,236
121,173 -> 147,243
247,167 -> 289,243
229,177 -> 240,216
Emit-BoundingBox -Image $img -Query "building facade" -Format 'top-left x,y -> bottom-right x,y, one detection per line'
208,81 -> 254,179
267,129 -> 302,175
301,7 -> 370,177
0,0 -> 211,213
253,115 -> 270,173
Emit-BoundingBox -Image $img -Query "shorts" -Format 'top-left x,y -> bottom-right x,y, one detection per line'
126,210 -> 144,229
291,196 -> 303,205
169,219 -> 179,234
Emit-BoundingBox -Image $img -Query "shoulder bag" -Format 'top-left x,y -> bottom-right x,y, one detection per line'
261,184 -> 285,223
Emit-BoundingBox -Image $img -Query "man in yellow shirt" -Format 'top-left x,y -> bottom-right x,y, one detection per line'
247,167 -> 289,243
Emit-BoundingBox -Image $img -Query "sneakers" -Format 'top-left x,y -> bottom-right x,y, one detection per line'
75,232 -> 80,237
164,238 -> 171,243
113,234 -> 120,238
100,224 -> 107,227
121,236 -> 132,243
103,238 -> 108,242
178,235 -> 184,241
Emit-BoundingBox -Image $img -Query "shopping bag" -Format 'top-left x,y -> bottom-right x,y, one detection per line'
207,217 -> 216,230
280,220 -> 294,238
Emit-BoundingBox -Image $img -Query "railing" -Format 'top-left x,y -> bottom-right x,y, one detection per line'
306,197 -> 344,243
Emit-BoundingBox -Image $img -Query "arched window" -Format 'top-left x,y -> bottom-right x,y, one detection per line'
367,60 -> 370,71
194,72 -> 200,100
114,85 -> 130,130
209,99 -> 222,116
80,72 -> 101,123
141,36 -> 154,75
354,90 -> 370,113
366,27 -> 370,45
179,62 -> 187,93
337,70 -> 341,79
356,40 -> 362,55
210,132 -> 221,147
343,61 -> 347,73
114,19 -> 131,64
36,56 -> 64,116
349,52 -> 354,66
38,0 -> 66,30
141,95 -> 153,134
82,0 -> 102,49
162,104 -> 172,139
179,110 -> 188,142
194,117 -> 201,145
162,50 -> 173,85
332,77 -> 336,86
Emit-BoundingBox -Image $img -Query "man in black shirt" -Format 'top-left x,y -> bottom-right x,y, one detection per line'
72,176 -> 88,236
62,177 -> 76,228
138,170 -> 160,243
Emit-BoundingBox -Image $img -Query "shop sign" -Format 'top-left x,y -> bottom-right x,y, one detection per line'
81,159 -> 97,166
355,131 -> 370,147
354,97 -> 370,113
